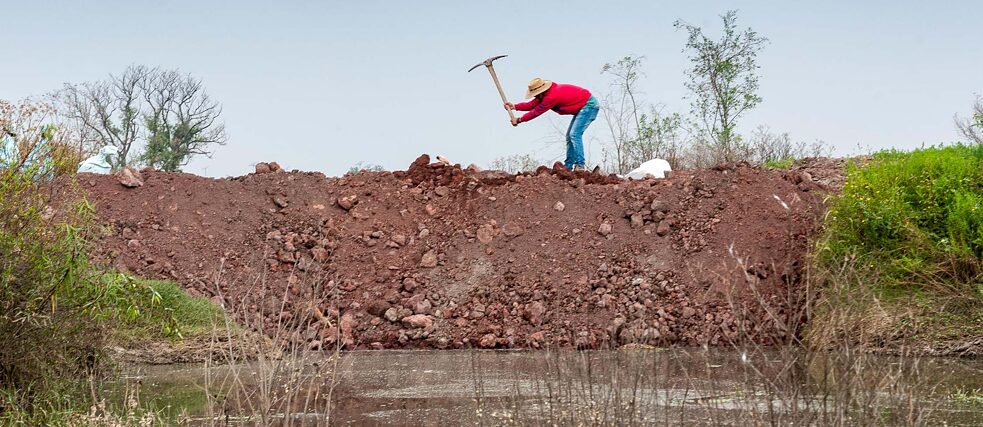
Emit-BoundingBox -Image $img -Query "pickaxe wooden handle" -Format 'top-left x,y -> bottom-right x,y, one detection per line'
469,55 -> 515,122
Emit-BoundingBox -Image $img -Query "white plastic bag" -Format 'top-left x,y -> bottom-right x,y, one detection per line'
77,146 -> 119,174
625,158 -> 672,180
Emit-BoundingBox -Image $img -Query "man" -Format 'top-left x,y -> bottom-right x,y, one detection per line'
505,78 -> 599,170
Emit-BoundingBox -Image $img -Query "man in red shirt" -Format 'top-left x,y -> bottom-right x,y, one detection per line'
505,78 -> 599,170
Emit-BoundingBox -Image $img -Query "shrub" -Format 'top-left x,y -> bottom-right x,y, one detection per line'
811,144 -> 983,348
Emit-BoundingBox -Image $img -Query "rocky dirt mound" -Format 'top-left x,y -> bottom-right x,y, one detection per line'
78,155 -> 830,350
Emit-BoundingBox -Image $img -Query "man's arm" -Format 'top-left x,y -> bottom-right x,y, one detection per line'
517,98 -> 556,123
513,98 -> 540,111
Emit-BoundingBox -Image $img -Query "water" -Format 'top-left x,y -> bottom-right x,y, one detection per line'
120,349 -> 982,426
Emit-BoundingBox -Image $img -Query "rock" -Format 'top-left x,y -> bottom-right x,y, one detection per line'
419,251 -> 438,268
656,221 -> 671,236
336,195 -> 358,210
523,301 -> 546,326
407,294 -> 433,315
401,314 -> 434,329
682,307 -> 696,319
597,222 -> 613,236
392,234 -> 408,246
528,331 -> 546,344
121,227 -> 137,240
255,162 -> 271,174
384,307 -> 402,322
366,300 -> 391,317
650,199 -> 669,213
478,333 -> 498,348
311,247 -> 330,262
339,313 -> 356,346
553,201 -> 565,212
502,223 -> 525,238
630,213 -> 644,228
402,277 -> 419,292
476,224 -> 495,244
272,196 -> 288,208
268,162 -> 283,172
434,186 -> 450,197
418,228 -> 430,239
466,163 -> 482,172
117,167 -> 144,188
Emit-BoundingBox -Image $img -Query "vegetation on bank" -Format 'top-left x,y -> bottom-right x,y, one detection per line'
0,133 -> 224,423
809,144 -> 983,350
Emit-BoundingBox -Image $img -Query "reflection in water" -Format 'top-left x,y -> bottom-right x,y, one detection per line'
127,349 -> 982,426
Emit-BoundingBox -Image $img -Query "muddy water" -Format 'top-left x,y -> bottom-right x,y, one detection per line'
125,350 -> 982,426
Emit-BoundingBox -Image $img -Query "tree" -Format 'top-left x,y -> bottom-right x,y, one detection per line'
599,56 -> 685,173
58,65 -> 225,171
675,10 -> 767,163
955,95 -> 983,144
59,65 -> 148,169
140,70 -> 227,172
489,154 -> 540,173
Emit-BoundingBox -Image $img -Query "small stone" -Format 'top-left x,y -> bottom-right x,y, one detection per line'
311,247 -> 330,262
553,201 -> 565,212
272,196 -> 288,208
392,234 -> 408,246
419,251 -> 438,268
418,228 -> 431,239
476,224 -> 495,244
523,301 -> 546,326
337,195 -> 358,210
268,162 -> 283,172
597,222 -> 613,236
384,307 -> 401,322
630,213 -> 644,228
434,186 -> 450,197
478,333 -> 498,348
650,199 -> 669,213
255,162 -> 271,174
656,221 -> 671,236
117,167 -> 144,188
402,277 -> 418,291
502,223 -> 524,238
401,314 -> 434,329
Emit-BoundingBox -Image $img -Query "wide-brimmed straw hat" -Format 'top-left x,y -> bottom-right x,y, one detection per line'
525,78 -> 553,98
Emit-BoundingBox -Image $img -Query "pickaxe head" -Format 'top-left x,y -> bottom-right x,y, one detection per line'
468,54 -> 508,72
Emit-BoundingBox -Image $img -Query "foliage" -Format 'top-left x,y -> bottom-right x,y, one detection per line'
346,161 -> 385,175
0,145 -> 223,421
1,99 -> 86,177
59,65 -> 226,172
489,153 -> 541,173
599,56 -> 686,173
811,144 -> 983,348
675,10 -> 768,163
763,158 -> 795,169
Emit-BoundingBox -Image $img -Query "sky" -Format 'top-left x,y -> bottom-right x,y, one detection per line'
2,0 -> 981,177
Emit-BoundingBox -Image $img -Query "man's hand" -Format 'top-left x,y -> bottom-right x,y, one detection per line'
504,102 -> 515,111
510,116 -> 519,127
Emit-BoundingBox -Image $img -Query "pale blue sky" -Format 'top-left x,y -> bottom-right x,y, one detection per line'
2,0 -> 980,176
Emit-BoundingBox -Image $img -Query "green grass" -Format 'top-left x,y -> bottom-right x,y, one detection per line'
97,272 -> 226,344
810,144 -> 983,348
764,158 -> 795,169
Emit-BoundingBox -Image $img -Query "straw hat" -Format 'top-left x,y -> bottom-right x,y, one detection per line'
525,78 -> 553,98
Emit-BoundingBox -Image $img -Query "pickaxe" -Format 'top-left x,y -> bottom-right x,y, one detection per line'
468,55 -> 515,123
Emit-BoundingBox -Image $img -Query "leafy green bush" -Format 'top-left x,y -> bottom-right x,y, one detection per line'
824,144 -> 983,289
811,144 -> 983,348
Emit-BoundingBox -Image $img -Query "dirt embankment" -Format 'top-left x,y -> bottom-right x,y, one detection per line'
79,156 -> 831,350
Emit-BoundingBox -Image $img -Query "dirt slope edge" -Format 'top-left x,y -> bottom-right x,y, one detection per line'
80,156 -> 826,350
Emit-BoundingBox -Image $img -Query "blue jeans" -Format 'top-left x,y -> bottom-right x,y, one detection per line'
565,96 -> 598,169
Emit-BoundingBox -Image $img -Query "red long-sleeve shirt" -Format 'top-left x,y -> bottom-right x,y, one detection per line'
514,83 -> 591,123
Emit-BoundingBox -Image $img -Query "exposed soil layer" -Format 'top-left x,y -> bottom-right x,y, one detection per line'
79,156 -> 832,350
